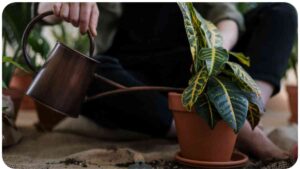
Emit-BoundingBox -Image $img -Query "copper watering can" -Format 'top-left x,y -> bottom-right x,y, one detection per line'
22,11 -> 183,117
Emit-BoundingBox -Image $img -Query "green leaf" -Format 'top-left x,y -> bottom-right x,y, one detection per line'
247,103 -> 261,129
207,77 -> 249,133
224,62 -> 261,96
195,94 -> 221,129
2,56 -> 29,73
28,30 -> 50,59
2,81 -> 8,88
229,51 -> 250,67
197,47 -> 229,75
182,67 -> 209,111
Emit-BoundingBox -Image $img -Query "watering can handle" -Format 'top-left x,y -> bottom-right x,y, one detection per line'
21,11 -> 95,73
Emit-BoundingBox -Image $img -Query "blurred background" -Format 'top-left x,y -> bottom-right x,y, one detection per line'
1,3 -> 298,169
2,2 -> 298,132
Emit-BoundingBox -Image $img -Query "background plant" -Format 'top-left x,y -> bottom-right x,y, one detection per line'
179,3 -> 264,133
2,3 -> 49,86
2,3 -> 89,87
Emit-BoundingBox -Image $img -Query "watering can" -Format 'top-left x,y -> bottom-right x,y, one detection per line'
22,11 -> 183,117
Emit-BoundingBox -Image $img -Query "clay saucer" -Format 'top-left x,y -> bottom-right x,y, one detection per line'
175,151 -> 249,168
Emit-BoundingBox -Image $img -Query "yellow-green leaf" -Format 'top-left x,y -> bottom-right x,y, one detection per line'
229,51 -> 250,67
224,62 -> 261,96
182,67 -> 209,111
198,47 -> 229,75
247,103 -> 261,130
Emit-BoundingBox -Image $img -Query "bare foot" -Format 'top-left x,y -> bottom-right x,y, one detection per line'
236,121 -> 290,160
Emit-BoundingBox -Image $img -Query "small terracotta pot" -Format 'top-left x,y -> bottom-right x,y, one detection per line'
286,85 -> 298,123
3,88 -> 24,120
35,101 -> 66,131
168,92 -> 237,162
9,68 -> 35,110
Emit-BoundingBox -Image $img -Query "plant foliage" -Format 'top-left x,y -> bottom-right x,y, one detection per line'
178,2 -> 263,133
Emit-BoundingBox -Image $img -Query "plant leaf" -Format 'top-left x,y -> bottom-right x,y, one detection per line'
2,56 -> 29,73
177,2 -> 207,61
224,62 -> 261,96
195,94 -> 221,129
198,47 -> 229,75
229,51 -> 250,67
247,103 -> 261,129
243,92 -> 264,113
182,67 -> 209,111
207,77 -> 249,133
204,20 -> 223,48
2,81 -> 8,88
177,3 -> 197,61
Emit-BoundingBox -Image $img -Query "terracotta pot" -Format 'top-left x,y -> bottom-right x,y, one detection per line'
286,85 -> 298,123
9,68 -> 35,110
35,101 -> 66,131
168,92 -> 237,162
3,88 -> 24,120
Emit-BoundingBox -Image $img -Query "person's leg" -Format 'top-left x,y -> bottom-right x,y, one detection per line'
81,56 -> 173,137
233,3 -> 297,160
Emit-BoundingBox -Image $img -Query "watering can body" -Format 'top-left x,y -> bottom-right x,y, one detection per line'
26,42 -> 99,117
22,11 -> 97,117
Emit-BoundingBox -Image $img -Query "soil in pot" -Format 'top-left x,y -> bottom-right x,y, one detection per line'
286,85 -> 298,123
168,92 -> 237,162
3,88 -> 23,120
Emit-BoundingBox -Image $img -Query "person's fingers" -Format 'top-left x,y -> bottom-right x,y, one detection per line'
89,4 -> 99,37
53,3 -> 62,16
79,3 -> 92,34
60,3 -> 70,22
69,3 -> 80,27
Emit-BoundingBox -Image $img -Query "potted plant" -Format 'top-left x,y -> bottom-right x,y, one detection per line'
2,56 -> 29,120
168,3 -> 264,166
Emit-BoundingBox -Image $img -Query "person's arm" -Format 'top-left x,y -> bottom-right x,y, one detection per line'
193,3 -> 243,50
217,19 -> 239,50
37,3 -> 99,37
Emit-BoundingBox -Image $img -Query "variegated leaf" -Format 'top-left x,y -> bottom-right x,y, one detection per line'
177,3 -> 206,61
224,62 -> 261,96
177,3 -> 197,60
243,92 -> 264,113
229,51 -> 250,67
182,67 -> 209,111
186,3 -> 208,48
247,103 -> 261,129
198,47 -> 229,75
188,3 -> 223,48
195,94 -> 221,129
207,77 -> 249,133
204,20 -> 223,48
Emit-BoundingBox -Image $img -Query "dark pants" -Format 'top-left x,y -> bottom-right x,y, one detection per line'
81,3 -> 297,137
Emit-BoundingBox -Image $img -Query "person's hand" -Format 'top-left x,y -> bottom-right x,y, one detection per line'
217,20 -> 239,50
38,3 -> 99,37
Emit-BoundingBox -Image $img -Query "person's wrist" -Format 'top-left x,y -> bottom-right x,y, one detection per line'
217,19 -> 239,50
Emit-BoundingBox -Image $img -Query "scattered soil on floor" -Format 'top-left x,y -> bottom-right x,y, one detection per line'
47,158 -> 88,168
